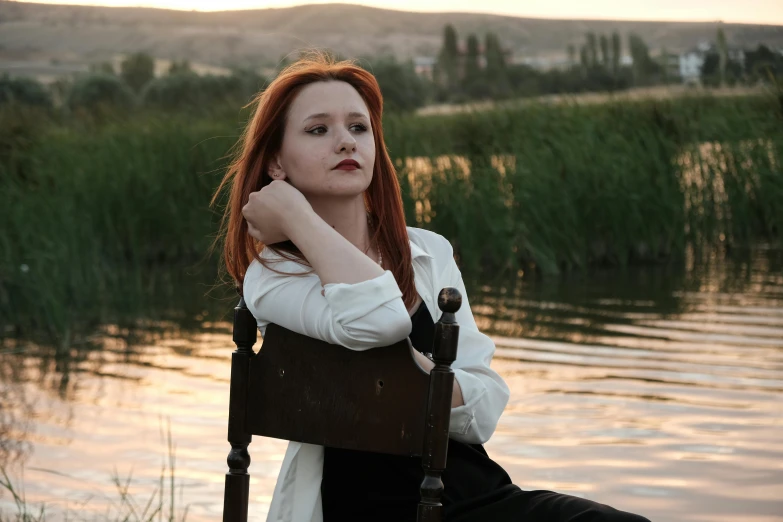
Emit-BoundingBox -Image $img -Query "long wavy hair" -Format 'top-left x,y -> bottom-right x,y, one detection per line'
212,54 -> 417,309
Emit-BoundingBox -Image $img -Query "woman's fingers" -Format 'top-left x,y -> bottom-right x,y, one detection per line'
247,221 -> 263,242
242,181 -> 310,245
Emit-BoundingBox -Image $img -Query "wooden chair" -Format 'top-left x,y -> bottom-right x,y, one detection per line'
222,287 -> 463,522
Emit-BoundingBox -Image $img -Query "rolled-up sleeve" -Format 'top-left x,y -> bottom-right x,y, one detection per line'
441,252 -> 510,444
243,259 -> 412,351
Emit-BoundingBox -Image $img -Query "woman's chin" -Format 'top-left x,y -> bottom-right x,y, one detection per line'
321,174 -> 373,197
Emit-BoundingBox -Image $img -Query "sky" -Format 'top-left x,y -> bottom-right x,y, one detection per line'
19,0 -> 783,25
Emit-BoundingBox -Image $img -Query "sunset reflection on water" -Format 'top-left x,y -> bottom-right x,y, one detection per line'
1,248 -> 782,521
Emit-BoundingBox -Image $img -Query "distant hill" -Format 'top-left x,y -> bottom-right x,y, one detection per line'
1,1 -> 783,74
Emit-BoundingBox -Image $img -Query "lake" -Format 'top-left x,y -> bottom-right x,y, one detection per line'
1,246 -> 781,522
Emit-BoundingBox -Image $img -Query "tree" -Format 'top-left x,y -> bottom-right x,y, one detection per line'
230,67 -> 266,98
0,75 -> 52,108
611,32 -> 621,75
586,32 -> 598,68
484,32 -> 511,98
745,44 -> 783,83
567,44 -> 577,67
363,57 -> 430,112
716,27 -> 728,87
68,73 -> 136,111
89,62 -> 115,75
628,33 -> 657,85
436,24 -> 460,91
660,47 -> 671,83
120,52 -> 155,93
142,71 -> 263,111
464,34 -> 481,79
506,63 -> 539,97
700,52 -> 743,86
462,34 -> 486,98
600,35 -> 610,68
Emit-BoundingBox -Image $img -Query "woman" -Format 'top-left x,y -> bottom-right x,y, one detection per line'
215,54 -> 650,522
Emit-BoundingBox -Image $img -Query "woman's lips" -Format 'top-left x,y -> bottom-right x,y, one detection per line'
334,159 -> 360,170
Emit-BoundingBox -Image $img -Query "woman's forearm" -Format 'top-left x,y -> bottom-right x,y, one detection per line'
412,351 -> 465,408
285,211 -> 465,407
286,209 -> 385,286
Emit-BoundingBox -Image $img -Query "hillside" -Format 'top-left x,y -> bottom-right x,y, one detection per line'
1,1 -> 783,72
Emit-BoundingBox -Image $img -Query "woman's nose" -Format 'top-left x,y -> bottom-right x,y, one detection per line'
335,130 -> 357,153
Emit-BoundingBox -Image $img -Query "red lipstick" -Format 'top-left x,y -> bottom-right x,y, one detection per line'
334,159 -> 360,170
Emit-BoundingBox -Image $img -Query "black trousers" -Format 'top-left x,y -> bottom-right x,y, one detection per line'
323,442 -> 651,522
447,485 -> 651,522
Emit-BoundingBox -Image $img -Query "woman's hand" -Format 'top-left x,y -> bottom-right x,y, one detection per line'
412,350 -> 435,373
242,179 -> 313,244
411,349 -> 465,408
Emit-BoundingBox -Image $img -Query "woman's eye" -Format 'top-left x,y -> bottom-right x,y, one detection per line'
307,123 -> 366,135
307,125 -> 327,135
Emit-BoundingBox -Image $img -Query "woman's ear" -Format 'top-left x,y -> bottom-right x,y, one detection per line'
268,157 -> 287,181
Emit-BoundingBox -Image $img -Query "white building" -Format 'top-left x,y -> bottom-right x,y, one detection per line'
679,42 -> 746,85
679,51 -> 706,84
413,56 -> 437,79
510,55 -> 570,71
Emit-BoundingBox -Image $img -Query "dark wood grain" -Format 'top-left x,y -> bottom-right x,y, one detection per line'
222,288 -> 462,522
418,288 -> 462,522
222,296 -> 256,522
247,323 -> 431,455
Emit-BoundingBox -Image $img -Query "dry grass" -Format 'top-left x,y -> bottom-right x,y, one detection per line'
417,84 -> 769,115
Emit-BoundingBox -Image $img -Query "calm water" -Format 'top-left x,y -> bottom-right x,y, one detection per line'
1,247 -> 782,521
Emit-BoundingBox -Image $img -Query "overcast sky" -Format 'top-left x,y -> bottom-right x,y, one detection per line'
20,0 -> 783,25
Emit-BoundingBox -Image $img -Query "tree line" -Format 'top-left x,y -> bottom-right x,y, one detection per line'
0,53 -> 265,115
430,24 -> 783,104
2,27 -> 782,116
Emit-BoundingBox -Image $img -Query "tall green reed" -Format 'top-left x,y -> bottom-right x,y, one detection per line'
1,93 -> 780,343
386,92 -> 781,275
0,107 -> 239,343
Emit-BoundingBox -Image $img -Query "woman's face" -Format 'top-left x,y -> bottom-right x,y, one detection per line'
274,80 -> 376,199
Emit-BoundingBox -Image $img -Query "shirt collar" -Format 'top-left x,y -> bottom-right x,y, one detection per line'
409,239 -> 433,260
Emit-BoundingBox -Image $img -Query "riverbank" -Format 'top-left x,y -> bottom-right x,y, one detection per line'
416,84 -> 769,115
1,91 -> 781,342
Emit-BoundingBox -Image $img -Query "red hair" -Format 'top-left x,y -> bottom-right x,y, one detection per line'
212,53 -> 417,309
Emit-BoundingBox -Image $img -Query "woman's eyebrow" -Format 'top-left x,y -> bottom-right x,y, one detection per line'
303,111 -> 368,122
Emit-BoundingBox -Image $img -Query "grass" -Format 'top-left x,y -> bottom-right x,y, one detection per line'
1,90 -> 781,343
0,421 -> 189,522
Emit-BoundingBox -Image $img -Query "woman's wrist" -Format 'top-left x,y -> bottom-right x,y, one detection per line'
413,350 -> 465,407
413,350 -> 435,372
283,207 -> 319,244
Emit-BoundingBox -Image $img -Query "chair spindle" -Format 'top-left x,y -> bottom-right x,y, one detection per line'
417,287 -> 462,522
223,296 -> 256,522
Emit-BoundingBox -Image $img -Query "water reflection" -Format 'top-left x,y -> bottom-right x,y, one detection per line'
1,247 -> 782,521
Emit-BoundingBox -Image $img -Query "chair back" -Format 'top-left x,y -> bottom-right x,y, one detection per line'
247,323 -> 430,455
223,288 -> 462,522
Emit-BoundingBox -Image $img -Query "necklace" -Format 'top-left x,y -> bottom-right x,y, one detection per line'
366,212 -> 383,268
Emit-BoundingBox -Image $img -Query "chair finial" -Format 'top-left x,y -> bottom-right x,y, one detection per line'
437,288 -> 462,315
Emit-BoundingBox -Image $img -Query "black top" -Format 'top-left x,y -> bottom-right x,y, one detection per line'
321,301 -> 516,522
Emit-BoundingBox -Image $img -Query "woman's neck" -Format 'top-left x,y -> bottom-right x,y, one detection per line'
307,195 -> 372,254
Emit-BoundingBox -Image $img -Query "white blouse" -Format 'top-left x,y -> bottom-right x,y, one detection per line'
243,226 -> 510,522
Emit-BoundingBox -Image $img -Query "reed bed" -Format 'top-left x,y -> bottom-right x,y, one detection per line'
387,92 -> 782,274
1,92 -> 781,341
